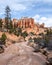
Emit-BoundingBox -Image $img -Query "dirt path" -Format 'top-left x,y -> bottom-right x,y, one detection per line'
0,42 -> 47,65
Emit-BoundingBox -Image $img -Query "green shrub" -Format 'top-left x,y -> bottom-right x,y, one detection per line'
9,28 -> 14,33
17,27 -> 22,35
21,31 -> 28,39
33,37 -> 42,43
46,29 -> 52,35
44,36 -> 49,44
0,33 -> 7,45
30,32 -> 35,35
28,37 -> 33,42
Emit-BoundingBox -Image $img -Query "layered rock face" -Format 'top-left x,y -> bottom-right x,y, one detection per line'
17,18 -> 34,28
2,18 -> 45,29
13,17 -> 35,28
1,18 -> 45,34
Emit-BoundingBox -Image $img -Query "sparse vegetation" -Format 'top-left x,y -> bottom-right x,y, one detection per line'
46,29 -> 52,36
38,33 -> 44,36
0,33 -> 7,45
17,27 -> 22,35
9,28 -> 14,33
28,37 -> 33,42
30,32 -> 35,35
44,36 -> 49,44
14,27 -> 22,36
0,19 -> 2,29
21,31 -> 28,40
33,37 -> 42,43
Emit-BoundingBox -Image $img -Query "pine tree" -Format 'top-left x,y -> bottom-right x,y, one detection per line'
5,6 -> 11,29
0,19 -> 2,28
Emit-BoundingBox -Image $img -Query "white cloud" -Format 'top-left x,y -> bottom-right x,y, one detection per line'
33,15 -> 40,19
0,0 -> 52,12
33,15 -> 52,27
40,17 -> 47,22
10,4 -> 26,11
0,0 -> 27,11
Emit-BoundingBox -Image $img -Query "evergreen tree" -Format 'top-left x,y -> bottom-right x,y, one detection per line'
5,6 -> 11,29
0,19 -> 2,28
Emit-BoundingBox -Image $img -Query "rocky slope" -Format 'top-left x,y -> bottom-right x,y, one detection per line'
0,42 -> 47,65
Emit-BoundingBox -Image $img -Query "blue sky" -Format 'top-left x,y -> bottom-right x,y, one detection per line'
0,0 -> 52,27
